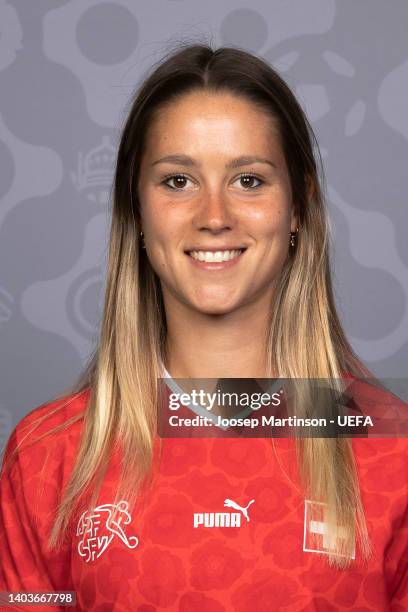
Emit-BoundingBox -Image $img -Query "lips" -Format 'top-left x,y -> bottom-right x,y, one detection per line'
184,246 -> 248,253
183,247 -> 247,270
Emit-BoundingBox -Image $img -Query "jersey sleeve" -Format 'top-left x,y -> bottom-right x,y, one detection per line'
0,425 -> 73,610
387,497 -> 408,611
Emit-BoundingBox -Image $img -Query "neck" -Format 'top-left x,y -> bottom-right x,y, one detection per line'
163,293 -> 275,379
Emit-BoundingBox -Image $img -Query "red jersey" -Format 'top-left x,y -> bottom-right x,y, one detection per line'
0,386 -> 407,611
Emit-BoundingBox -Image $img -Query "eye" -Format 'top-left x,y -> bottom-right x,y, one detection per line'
161,172 -> 265,191
233,173 -> 264,190
161,173 -> 193,190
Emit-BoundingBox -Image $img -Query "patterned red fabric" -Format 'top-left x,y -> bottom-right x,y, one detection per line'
0,386 -> 407,611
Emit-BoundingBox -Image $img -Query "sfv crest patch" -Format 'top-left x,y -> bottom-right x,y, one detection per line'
76,500 -> 139,562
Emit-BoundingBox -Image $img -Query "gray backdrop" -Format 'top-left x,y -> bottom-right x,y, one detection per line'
1,0 -> 407,449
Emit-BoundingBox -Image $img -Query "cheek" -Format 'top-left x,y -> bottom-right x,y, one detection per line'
249,204 -> 292,241
141,200 -> 166,248
144,217 -> 180,274
252,207 -> 292,265
244,184 -> 292,226
141,187 -> 181,234
147,232 -> 169,271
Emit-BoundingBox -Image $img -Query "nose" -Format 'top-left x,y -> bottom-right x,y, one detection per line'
193,189 -> 234,233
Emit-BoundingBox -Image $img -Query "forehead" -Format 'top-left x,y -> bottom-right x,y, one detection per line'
144,90 -> 282,155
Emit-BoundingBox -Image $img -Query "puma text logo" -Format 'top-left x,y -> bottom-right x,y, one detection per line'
193,498 -> 255,528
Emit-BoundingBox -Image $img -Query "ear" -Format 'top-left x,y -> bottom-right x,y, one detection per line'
290,206 -> 298,233
290,174 -> 314,232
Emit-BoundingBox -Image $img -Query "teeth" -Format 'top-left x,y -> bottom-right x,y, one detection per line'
189,250 -> 243,262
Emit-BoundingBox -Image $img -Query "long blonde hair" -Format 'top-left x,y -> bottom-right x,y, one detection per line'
14,43 -> 374,568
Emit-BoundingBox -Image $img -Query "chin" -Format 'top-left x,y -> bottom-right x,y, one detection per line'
185,287 -> 243,315
192,300 -> 238,316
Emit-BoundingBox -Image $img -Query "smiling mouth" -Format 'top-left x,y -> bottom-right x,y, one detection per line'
186,249 -> 246,263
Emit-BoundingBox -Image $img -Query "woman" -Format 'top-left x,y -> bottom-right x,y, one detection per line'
1,43 -> 407,611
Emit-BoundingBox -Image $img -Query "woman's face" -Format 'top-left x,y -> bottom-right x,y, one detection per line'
138,90 -> 298,316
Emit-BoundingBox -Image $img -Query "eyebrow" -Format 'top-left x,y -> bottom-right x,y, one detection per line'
151,154 -> 277,169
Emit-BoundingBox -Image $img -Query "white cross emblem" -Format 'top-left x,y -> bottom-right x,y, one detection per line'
303,499 -> 355,558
